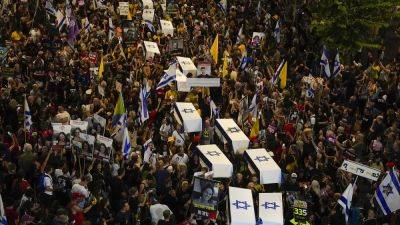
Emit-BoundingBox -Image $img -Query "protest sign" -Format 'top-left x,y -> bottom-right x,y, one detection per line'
52,123 -> 71,147
77,133 -> 95,159
290,200 -> 310,225
192,176 -> 220,220
339,159 -> 381,181
142,9 -> 154,22
118,2 -> 129,15
94,135 -> 113,162
167,38 -> 184,56
252,32 -> 265,47
91,114 -> 107,135
122,21 -> 138,44
160,19 -> 173,37
196,61 -> 211,77
143,41 -> 160,60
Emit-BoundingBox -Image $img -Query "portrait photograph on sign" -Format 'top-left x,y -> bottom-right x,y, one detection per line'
191,176 -> 219,220
52,124 -> 71,147
196,61 -> 211,77
167,38 -> 184,56
251,32 -> 266,47
76,133 -> 95,159
94,135 -> 113,162
123,21 -> 138,44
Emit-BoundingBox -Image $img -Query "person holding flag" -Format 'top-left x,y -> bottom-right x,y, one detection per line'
320,47 -> 331,78
112,92 -> 127,128
24,95 -> 32,131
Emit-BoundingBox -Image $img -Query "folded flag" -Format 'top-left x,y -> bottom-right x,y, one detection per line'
375,169 -> 400,215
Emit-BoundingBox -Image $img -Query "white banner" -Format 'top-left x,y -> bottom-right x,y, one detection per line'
118,2 -> 129,15
340,159 -> 381,181
142,9 -> 154,22
70,120 -> 89,131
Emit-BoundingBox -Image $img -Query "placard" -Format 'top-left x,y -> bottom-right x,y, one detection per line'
167,38 -> 184,56
290,200 -> 310,225
91,114 -> 106,135
142,9 -> 154,22
122,21 -> 138,43
196,61 -> 211,77
340,159 -> 381,181
192,177 -> 220,220
77,133 -> 95,159
119,2 -> 129,15
52,123 -> 71,146
94,135 -> 113,162
160,19 -> 173,37
252,32 -> 266,47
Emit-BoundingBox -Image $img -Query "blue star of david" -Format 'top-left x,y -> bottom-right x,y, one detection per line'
383,183 -> 393,196
232,200 -> 251,210
206,151 -> 221,156
254,156 -> 269,162
261,201 -> 280,210
182,108 -> 195,113
227,127 -> 240,133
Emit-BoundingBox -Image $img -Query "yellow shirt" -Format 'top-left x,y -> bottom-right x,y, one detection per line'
11,31 -> 22,41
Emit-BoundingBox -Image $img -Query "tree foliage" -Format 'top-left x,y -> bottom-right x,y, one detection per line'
310,0 -> 400,56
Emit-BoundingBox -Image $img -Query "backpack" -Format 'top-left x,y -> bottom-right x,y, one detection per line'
38,173 -> 51,193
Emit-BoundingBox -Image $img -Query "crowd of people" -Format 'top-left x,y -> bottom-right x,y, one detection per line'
0,0 -> 400,224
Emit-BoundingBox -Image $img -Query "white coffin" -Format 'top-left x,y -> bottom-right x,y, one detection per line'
177,56 -> 197,76
196,144 -> 233,178
258,193 -> 284,225
173,102 -> 202,133
215,119 -> 249,154
244,148 -> 281,184
228,187 -> 256,225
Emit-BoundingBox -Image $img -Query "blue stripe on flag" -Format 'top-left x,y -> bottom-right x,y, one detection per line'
376,188 -> 391,215
389,170 -> 400,193
339,196 -> 350,214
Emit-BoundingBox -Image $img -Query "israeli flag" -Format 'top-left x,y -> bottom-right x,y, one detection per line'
0,193 -> 7,225
306,88 -> 315,98
145,20 -> 156,33
139,84 -> 150,123
122,127 -> 131,158
236,24 -> 243,44
83,17 -> 90,32
210,99 -> 220,119
333,51 -> 341,77
55,10 -> 66,31
24,96 -> 32,131
228,187 -> 256,225
45,0 -> 56,16
259,193 -> 283,225
156,61 -> 177,90
248,93 -> 257,118
217,0 -> 227,14
375,170 -> 400,215
320,47 -> 331,78
109,17 -> 115,40
338,182 -> 355,224
273,20 -> 280,44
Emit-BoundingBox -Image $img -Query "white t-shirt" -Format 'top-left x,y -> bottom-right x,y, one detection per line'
150,203 -> 172,224
172,130 -> 185,146
44,173 -> 53,196
171,153 -> 189,165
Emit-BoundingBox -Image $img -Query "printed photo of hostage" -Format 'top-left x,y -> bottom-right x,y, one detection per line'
77,133 -> 96,160
52,123 -> 71,147
191,176 -> 220,220
94,135 -> 113,162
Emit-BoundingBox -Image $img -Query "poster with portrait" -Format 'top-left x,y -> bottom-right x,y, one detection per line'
251,32 -> 265,47
70,120 -> 89,150
191,177 -> 220,220
52,123 -> 71,147
196,61 -> 211,77
123,21 -> 138,44
94,135 -> 113,162
91,114 -> 107,135
77,133 -> 95,159
167,38 -> 184,56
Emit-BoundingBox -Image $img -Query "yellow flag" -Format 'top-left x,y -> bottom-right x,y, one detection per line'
210,34 -> 219,64
280,61 -> 288,89
222,56 -> 228,77
127,4 -> 133,20
98,57 -> 104,79
249,118 -> 259,141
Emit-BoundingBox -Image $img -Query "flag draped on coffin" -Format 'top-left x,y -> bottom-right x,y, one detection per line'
210,34 -> 219,64
375,169 -> 400,215
338,182 -> 355,224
